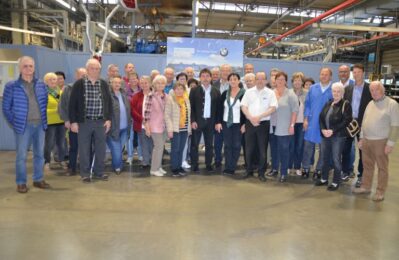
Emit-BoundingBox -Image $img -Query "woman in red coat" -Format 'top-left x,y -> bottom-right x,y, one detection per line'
131,76 -> 153,169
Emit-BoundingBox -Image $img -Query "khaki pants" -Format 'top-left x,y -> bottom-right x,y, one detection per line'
361,139 -> 389,194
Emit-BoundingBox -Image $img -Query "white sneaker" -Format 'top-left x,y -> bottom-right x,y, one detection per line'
296,170 -> 302,176
182,161 -> 191,169
126,157 -> 133,165
44,163 -> 50,170
150,170 -> 164,177
159,168 -> 167,174
59,161 -> 68,169
138,156 -> 143,161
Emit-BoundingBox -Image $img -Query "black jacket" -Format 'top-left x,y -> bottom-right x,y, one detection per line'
216,89 -> 246,126
69,78 -> 113,123
343,82 -> 372,127
189,85 -> 220,128
319,99 -> 352,137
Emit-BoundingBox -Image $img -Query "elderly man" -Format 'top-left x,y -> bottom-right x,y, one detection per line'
240,72 -> 277,181
342,64 -> 372,185
164,67 -> 175,94
353,81 -> 399,201
107,64 -> 119,82
69,59 -> 113,183
243,72 -> 256,89
211,67 -> 220,85
184,66 -> 195,80
244,63 -> 255,75
2,56 -> 50,193
301,67 -> 333,179
58,67 -> 87,175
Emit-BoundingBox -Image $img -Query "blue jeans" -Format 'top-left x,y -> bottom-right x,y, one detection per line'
276,135 -> 292,177
107,128 -> 128,170
214,129 -> 223,164
171,131 -> 188,171
138,130 -> 153,166
15,122 -> 45,184
321,136 -> 345,184
223,122 -> 242,172
302,140 -> 322,171
289,123 -> 304,169
270,127 -> 278,171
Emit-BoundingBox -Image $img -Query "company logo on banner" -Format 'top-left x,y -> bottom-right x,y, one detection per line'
167,37 -> 244,77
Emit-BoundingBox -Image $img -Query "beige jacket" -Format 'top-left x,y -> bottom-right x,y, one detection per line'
164,92 -> 191,134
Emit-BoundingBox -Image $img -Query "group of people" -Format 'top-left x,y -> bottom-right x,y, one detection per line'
2,56 -> 398,202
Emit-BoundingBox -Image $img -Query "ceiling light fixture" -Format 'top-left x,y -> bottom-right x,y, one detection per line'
0,25 -> 55,37
55,0 -> 76,12
97,23 -> 120,38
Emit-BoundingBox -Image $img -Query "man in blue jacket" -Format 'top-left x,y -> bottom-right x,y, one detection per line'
301,67 -> 333,180
2,56 -> 51,193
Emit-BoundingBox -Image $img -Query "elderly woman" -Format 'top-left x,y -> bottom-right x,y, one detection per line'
165,82 -> 191,177
315,82 -> 352,191
215,73 -> 246,176
267,71 -> 299,182
289,72 -> 308,176
353,81 -> 399,201
144,75 -> 168,177
126,72 -> 142,164
43,72 -> 65,170
106,75 -> 131,175
131,76 -> 153,170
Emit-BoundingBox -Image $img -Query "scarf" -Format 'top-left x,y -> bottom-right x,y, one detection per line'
226,87 -> 245,127
176,95 -> 187,128
47,86 -> 60,99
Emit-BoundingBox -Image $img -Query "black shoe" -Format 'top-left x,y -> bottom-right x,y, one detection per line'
301,169 -> 309,179
279,175 -> 287,183
178,168 -> 187,176
314,179 -> 328,186
355,177 -> 362,188
206,166 -> 214,173
140,165 -> 150,169
258,174 -> 267,182
81,176 -> 91,183
312,170 -> 321,180
192,166 -> 199,173
341,172 -> 350,182
222,169 -> 234,176
92,174 -> 109,181
214,162 -> 222,169
171,170 -> 183,177
327,183 -> 339,191
266,170 -> 279,177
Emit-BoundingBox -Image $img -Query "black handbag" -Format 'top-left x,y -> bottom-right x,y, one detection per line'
342,100 -> 360,138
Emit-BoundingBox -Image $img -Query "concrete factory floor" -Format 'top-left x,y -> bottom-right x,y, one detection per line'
0,149 -> 398,260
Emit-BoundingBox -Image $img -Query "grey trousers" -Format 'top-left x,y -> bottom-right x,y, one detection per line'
78,119 -> 106,177
138,130 -> 153,166
150,132 -> 166,172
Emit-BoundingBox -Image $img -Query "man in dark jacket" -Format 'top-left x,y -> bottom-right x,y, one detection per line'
2,56 -> 50,193
69,58 -> 112,183
190,68 -> 220,173
342,63 -> 372,187
58,67 -> 86,175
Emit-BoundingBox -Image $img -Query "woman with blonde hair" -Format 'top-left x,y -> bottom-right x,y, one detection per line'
144,75 -> 168,176
43,72 -> 65,170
